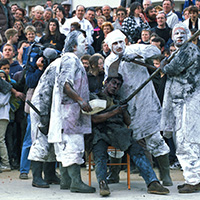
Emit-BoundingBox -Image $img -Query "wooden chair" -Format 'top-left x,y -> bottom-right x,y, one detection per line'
88,146 -> 131,190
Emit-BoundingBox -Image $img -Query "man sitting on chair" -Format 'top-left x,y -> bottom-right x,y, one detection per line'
90,74 -> 169,197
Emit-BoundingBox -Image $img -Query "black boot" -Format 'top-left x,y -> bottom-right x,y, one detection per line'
67,164 -> 96,193
59,163 -> 71,189
106,157 -> 121,184
31,161 -> 49,188
157,154 -> 173,186
44,162 -> 60,184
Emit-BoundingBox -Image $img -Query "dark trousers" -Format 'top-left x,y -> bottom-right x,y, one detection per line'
93,139 -> 158,186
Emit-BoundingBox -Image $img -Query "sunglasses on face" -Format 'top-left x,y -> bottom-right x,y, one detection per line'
117,13 -> 125,16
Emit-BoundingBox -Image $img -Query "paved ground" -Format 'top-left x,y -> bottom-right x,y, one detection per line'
1,168 -> 200,200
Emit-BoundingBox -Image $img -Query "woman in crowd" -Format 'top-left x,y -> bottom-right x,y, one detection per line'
13,20 -> 26,43
55,5 -> 70,36
39,18 -> 66,52
92,15 -> 106,53
24,25 -> 37,44
93,21 -> 114,53
122,2 -> 150,44
87,53 -> 105,94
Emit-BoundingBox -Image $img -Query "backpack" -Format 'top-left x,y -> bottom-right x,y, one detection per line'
22,42 -> 45,68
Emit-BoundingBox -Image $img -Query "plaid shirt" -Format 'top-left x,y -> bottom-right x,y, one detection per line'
122,16 -> 150,44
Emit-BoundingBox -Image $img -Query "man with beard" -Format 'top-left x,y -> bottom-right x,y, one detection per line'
161,22 -> 200,193
144,6 -> 157,28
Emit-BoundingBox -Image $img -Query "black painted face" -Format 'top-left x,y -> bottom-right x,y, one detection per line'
105,78 -> 122,96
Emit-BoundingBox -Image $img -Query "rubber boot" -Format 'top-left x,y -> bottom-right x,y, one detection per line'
157,154 -> 173,186
59,163 -> 71,189
106,157 -> 121,184
44,162 -> 60,184
148,181 -> 169,194
67,164 -> 96,193
31,161 -> 49,188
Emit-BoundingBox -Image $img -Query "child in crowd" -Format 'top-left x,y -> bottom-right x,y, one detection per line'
0,59 -> 21,169
137,29 -> 151,44
2,44 -> 23,79
153,56 -> 180,170
0,69 -> 11,172
24,26 -> 36,44
1,28 -> 19,53
98,41 -> 111,58
31,5 -> 45,25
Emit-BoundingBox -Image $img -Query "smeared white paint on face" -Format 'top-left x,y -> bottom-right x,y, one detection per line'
112,40 -> 125,55
173,28 -> 187,47
75,34 -> 86,58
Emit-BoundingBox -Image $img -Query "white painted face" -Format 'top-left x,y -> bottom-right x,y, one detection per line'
112,40 -> 125,55
75,34 -> 86,58
173,28 -> 187,47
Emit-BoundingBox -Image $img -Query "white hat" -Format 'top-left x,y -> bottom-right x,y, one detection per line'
104,30 -> 126,49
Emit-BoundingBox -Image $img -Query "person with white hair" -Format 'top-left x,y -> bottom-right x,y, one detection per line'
143,0 -> 152,11
161,22 -> 200,193
32,30 -> 95,193
31,5 -> 45,24
104,29 -> 173,187
24,47 -> 59,186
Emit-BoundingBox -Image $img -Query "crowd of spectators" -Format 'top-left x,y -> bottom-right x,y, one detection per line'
0,0 -> 200,194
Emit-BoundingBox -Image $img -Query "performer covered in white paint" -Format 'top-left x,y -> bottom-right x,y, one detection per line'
29,31 -> 96,193
104,29 -> 172,187
161,22 -> 200,193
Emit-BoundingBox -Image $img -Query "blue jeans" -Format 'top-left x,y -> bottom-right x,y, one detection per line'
20,114 -> 32,174
93,139 -> 158,186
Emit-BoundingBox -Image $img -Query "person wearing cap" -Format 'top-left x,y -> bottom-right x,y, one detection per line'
90,74 -> 170,196
61,0 -> 72,18
104,29 -> 173,187
21,47 -> 59,186
160,22 -> 200,193
29,31 -> 96,193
